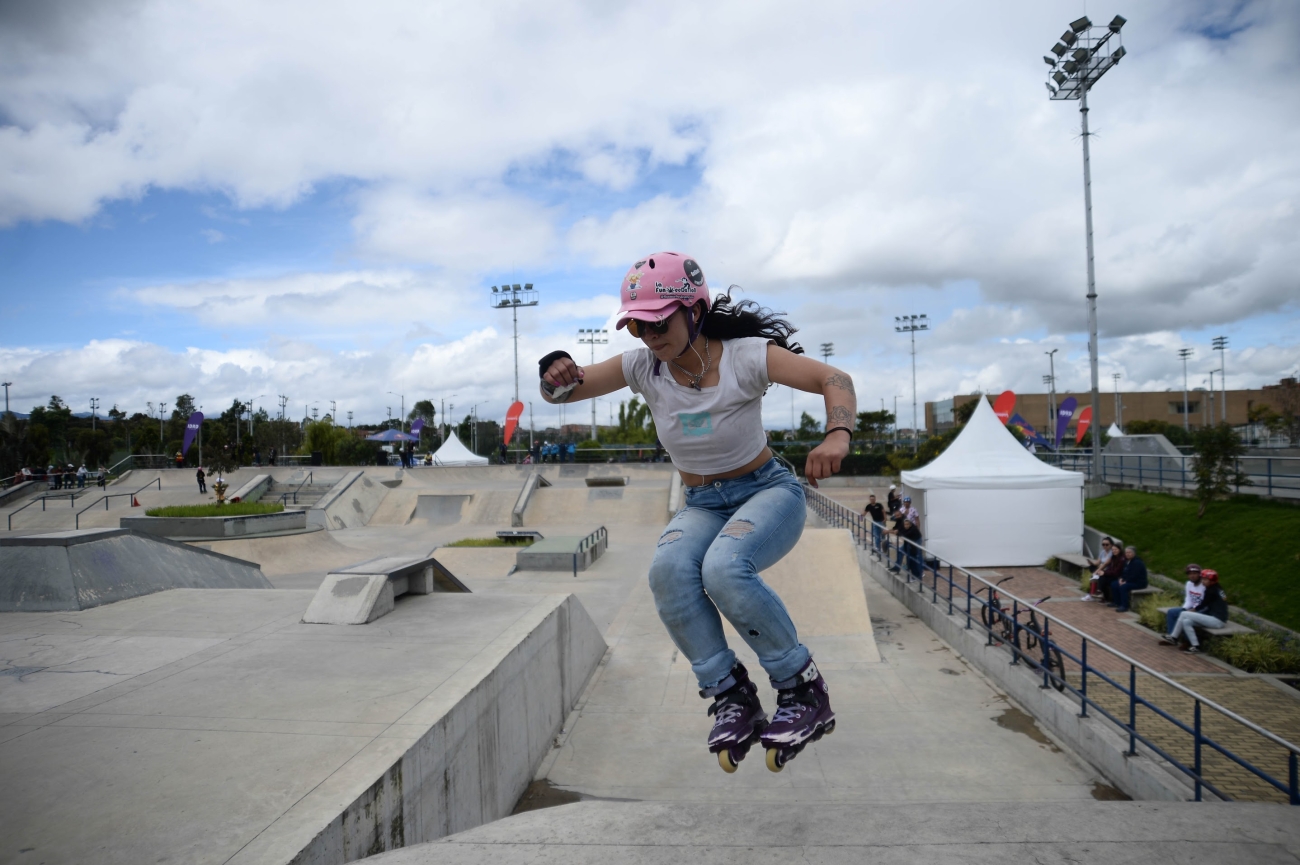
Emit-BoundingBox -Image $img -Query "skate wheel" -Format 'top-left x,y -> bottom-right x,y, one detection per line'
824,720 -> 836,735
718,749 -> 739,774
765,747 -> 784,773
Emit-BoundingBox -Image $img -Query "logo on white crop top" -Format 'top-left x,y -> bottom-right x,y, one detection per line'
679,412 -> 713,436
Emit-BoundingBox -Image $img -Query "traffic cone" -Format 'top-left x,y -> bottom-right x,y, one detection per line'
132,496 -> 140,507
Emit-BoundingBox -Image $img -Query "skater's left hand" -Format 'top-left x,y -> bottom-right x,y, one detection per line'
804,432 -> 849,488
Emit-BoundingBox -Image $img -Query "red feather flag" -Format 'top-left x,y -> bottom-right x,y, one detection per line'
503,401 -> 525,445
992,390 -> 1016,424
1075,406 -> 1093,445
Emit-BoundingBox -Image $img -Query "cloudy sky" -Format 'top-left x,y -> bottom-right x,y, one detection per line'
1,0 -> 1297,431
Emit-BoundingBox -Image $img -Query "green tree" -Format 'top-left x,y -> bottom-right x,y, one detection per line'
611,398 -> 656,444
1190,423 -> 1249,518
75,429 -> 114,468
796,411 -> 822,440
855,410 -> 894,441
300,417 -> 354,465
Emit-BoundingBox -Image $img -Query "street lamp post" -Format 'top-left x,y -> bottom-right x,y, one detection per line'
90,397 -> 99,433
1045,348 -> 1058,432
1208,371 -> 1217,425
388,392 -> 405,432
1178,348 -> 1193,431
491,283 -> 540,404
1212,336 -> 1228,424
158,402 -> 167,450
1112,372 -> 1123,430
1045,13 -> 1127,485
894,315 -> 928,454
577,328 -> 608,441
1,382 -> 11,418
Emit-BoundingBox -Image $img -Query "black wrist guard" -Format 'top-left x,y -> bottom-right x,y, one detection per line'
538,350 -> 574,379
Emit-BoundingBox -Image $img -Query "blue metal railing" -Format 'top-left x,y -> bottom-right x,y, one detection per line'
803,483 -> 1300,804
1038,451 -> 1300,499
75,478 -> 164,529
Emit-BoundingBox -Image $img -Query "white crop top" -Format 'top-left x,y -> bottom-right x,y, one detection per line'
622,337 -> 771,475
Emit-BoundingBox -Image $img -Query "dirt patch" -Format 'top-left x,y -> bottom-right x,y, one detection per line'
994,707 -> 1060,752
512,779 -> 583,814
1091,781 -> 1131,800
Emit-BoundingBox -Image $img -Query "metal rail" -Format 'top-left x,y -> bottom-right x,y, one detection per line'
7,492 -> 79,529
74,478 -> 163,529
1039,452 -> 1300,499
803,482 -> 1300,804
573,525 -> 608,577
275,472 -> 313,505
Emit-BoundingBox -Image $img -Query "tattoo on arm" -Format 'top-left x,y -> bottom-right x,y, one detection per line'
825,373 -> 856,396
828,405 -> 854,427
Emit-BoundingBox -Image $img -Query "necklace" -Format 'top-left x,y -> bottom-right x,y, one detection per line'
670,337 -> 711,390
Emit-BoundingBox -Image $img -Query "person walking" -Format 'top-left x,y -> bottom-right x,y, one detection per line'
1164,564 -> 1205,637
863,493 -> 886,555
1111,545 -> 1148,613
538,251 -> 852,774
196,466 -> 206,494
97,465 -> 107,488
1164,570 -> 1229,653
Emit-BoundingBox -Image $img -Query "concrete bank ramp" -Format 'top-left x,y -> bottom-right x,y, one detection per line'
199,529 -> 366,577
368,800 -> 1300,864
524,485 -> 671,527
0,528 -> 271,611
310,471 -> 390,530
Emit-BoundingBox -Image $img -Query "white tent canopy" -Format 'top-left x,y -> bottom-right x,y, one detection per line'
900,397 -> 1084,567
430,435 -> 488,467
1107,422 -> 1124,438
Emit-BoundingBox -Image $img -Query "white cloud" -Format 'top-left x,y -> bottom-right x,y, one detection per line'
200,228 -> 226,243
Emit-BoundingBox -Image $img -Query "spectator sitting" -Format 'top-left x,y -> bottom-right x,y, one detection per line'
1163,570 -> 1228,653
1111,545 -> 1148,612
1082,536 -> 1115,601
1164,564 -> 1205,638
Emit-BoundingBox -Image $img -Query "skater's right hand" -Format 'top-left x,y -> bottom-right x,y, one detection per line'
543,356 -> 584,388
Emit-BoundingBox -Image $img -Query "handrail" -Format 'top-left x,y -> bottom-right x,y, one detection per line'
573,525 -> 607,577
275,471 -> 313,505
74,478 -> 163,529
7,492 -> 79,529
802,482 -> 1300,804
106,454 -> 136,476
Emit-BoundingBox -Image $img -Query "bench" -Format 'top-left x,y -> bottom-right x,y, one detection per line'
1157,607 -> 1256,638
1052,553 -> 1095,580
302,554 -> 470,625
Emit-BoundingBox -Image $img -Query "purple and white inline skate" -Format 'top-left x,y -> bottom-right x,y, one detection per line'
760,658 -> 836,772
702,663 -> 768,773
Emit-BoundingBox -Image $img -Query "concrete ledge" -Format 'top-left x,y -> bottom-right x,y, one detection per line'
228,473 -> 271,503
511,471 -> 552,527
516,530 -> 608,573
120,509 -> 306,538
0,480 -> 39,507
303,554 -> 471,625
863,549 -> 1194,803
229,593 -> 608,864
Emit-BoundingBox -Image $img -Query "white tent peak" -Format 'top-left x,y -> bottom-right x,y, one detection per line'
902,395 -> 1083,490
431,435 -> 488,467
1107,422 -> 1124,438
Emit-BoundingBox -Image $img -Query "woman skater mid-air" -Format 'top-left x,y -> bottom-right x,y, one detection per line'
537,252 -> 856,773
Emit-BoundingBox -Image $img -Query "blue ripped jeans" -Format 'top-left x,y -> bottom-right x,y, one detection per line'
649,458 -> 810,691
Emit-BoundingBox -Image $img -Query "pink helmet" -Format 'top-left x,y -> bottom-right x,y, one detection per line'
615,252 -> 709,331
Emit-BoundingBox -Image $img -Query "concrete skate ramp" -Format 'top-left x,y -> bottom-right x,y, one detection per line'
368,800 -> 1300,864
200,529 -> 364,577
416,494 -> 472,525
725,528 -> 877,646
0,528 -> 271,611
525,486 -> 670,527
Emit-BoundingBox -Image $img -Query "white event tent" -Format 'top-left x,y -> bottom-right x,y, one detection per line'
900,397 -> 1085,567
430,435 -> 489,467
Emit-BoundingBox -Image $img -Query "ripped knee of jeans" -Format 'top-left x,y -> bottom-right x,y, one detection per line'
658,529 -> 684,547
720,519 -> 755,539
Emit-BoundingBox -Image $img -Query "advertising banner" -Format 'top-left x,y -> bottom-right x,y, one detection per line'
410,418 -> 424,436
992,390 -> 1016,424
1054,397 -> 1078,449
503,401 -> 525,445
1008,413 -> 1050,448
1075,406 -> 1092,445
181,412 -> 204,454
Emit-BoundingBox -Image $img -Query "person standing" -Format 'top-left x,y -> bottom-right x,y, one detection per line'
1112,545 -> 1148,612
863,493 -> 885,555
1165,570 -> 1228,653
196,466 -> 207,494
77,464 -> 87,489
97,465 -> 107,488
1164,564 -> 1205,638
269,447 -> 277,467
886,484 -> 901,515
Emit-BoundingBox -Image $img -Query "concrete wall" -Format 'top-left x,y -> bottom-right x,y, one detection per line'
248,592 -> 607,865
120,509 -> 305,538
864,550 -> 1193,803
310,471 -> 390,530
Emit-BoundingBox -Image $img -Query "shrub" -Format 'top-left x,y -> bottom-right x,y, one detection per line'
145,502 -> 284,518
1134,592 -> 1181,633
1207,633 -> 1300,675
444,537 -> 534,547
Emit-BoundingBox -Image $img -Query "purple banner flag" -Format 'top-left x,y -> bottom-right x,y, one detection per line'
182,411 -> 204,454
410,418 -> 424,436
1054,397 -> 1077,449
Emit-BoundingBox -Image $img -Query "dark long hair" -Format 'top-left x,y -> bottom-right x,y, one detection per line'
698,287 -> 803,354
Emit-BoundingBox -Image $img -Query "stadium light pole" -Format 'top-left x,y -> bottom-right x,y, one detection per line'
491,283 -> 540,404
1,382 -> 10,423
1207,370 -> 1217,425
388,392 -> 405,432
1045,349 -> 1058,431
820,342 -> 834,363
1212,335 -> 1228,424
1045,13 -> 1127,483
577,328 -> 608,441
1042,375 -> 1055,432
90,397 -> 99,433
1178,348 -> 1193,430
1112,372 -> 1123,429
895,315 -> 928,454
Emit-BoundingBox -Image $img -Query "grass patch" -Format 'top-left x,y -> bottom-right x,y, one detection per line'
1085,491 -> 1300,631
1133,592 -> 1182,633
444,537 -> 535,547
145,502 -> 285,518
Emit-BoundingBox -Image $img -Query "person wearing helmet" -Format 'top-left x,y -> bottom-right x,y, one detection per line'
538,252 -> 855,773
1162,564 -> 1205,639
1165,569 -> 1228,652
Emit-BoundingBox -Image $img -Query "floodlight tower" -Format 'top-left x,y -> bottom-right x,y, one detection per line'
1212,336 -> 1228,423
820,342 -> 834,363
894,315 -> 928,454
491,283 -> 540,404
576,328 -> 608,441
90,397 -> 100,432
1044,13 -> 1127,481
1178,348 -> 1194,431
